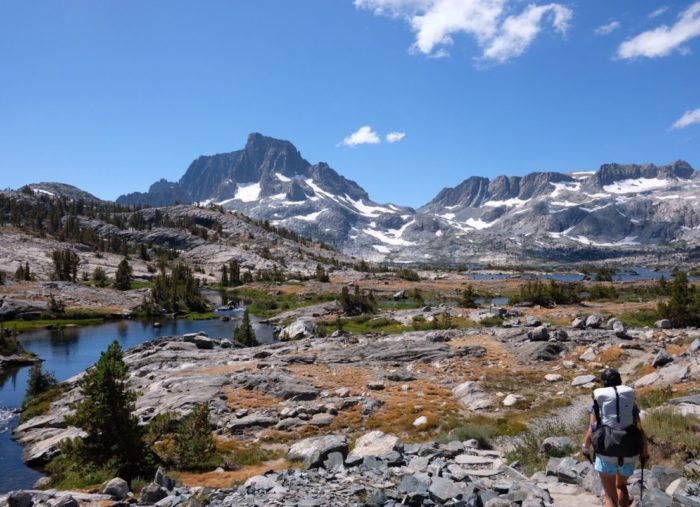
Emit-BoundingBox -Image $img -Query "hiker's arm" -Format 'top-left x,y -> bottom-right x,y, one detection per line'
582,413 -> 595,451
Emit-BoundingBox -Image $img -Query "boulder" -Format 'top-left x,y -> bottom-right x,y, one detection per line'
103,477 -> 129,500
429,476 -> 468,503
650,465 -> 683,491
655,319 -> 671,329
571,374 -> 596,387
154,467 -> 175,491
453,381 -> 492,410
609,319 -> 626,338
551,329 -> 569,342
571,317 -> 586,329
585,315 -> 603,329
540,436 -> 574,456
688,339 -> 700,355
55,496 -> 79,507
545,373 -> 563,382
346,431 -> 401,465
288,434 -> 348,469
140,483 -> 168,504
652,350 -> 674,368
193,335 -> 214,350
525,316 -> 542,327
279,318 -> 317,341
527,326 -> 549,341
521,342 -> 565,361
502,394 -> 521,407
7,492 -> 33,507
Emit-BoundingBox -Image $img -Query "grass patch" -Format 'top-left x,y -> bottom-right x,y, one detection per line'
637,386 -> 675,409
231,288 -> 335,318
20,386 -> 65,423
619,308 -> 659,328
3,309 -> 110,331
505,423 -> 576,476
130,280 -> 154,290
644,407 -> 700,468
182,312 -> 217,320
437,414 -> 529,449
215,439 -> 283,469
479,316 -> 504,327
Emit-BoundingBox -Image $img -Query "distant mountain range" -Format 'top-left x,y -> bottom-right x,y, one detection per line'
36,133 -> 700,263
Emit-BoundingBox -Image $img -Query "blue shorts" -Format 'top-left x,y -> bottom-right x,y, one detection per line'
594,455 -> 636,477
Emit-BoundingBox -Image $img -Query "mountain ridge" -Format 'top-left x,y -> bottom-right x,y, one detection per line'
46,134 -> 700,263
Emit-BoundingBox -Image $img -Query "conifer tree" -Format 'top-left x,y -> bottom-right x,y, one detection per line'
234,309 -> 258,347
114,258 -> 132,291
25,363 -> 57,398
65,341 -> 149,481
220,264 -> 229,287
174,403 -> 215,469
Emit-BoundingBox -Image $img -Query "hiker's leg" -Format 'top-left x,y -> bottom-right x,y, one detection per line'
616,476 -> 630,507
599,472 -> 619,507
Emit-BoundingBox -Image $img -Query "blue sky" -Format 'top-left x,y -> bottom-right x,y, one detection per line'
1,0 -> 699,208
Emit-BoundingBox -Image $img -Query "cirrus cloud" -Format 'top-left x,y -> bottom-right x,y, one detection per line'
617,2 -> 700,59
672,108 -> 700,129
386,131 -> 406,143
354,0 -> 573,64
594,20 -> 620,35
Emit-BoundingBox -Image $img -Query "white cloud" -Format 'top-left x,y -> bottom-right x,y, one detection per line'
617,2 -> 700,59
340,126 -> 381,147
649,6 -> 668,19
594,20 -> 620,35
483,4 -> 572,62
354,0 -> 573,63
386,131 -> 406,143
672,108 -> 700,129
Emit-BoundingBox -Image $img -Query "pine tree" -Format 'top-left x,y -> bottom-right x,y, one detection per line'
229,260 -> 241,286
220,264 -> 229,287
234,309 -> 258,347
174,403 -> 215,470
461,285 -> 478,308
316,263 -> 330,283
65,341 -> 149,481
25,363 -> 58,398
52,249 -> 80,282
114,258 -> 133,291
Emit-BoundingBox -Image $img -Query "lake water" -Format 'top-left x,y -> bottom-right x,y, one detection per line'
0,310 -> 274,494
466,267 -> 679,283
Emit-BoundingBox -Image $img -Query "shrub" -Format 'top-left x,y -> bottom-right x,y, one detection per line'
397,268 -> 420,281
512,280 -> 580,306
657,271 -> 700,327
174,403 -> 216,470
26,363 -> 57,398
339,286 -> 376,316
92,267 -> 108,287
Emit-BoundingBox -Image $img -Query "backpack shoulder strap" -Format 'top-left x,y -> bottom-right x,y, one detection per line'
592,391 -> 602,427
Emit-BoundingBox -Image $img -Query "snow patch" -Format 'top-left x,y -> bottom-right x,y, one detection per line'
436,230 -> 443,237
233,182 -> 261,202
441,213 -> 456,220
32,188 -> 55,197
275,173 -> 291,182
372,244 -> 391,253
603,177 -> 671,194
482,197 -> 529,208
465,218 -> 496,230
295,210 -> 324,222
363,228 -> 414,246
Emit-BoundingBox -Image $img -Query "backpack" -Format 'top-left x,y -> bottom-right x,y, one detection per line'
591,385 -> 644,458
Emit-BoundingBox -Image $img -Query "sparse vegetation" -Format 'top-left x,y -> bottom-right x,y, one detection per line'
51,249 -> 80,282
234,309 -> 258,346
174,403 -> 216,470
339,285 -> 376,316
644,407 -> 700,468
657,270 -> 700,327
511,280 -> 580,306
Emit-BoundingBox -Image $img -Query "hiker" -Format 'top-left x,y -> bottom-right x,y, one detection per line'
582,368 -> 649,507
